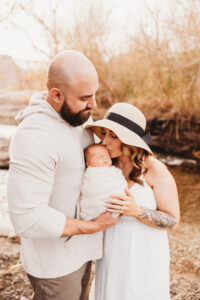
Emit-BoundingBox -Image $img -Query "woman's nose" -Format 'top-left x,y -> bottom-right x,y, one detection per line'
102,135 -> 109,145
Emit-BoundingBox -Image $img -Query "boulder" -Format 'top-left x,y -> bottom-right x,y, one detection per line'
0,138 -> 10,168
0,90 -> 36,125
0,55 -> 22,90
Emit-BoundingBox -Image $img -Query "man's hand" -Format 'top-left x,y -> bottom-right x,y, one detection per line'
61,212 -> 120,237
94,211 -> 121,231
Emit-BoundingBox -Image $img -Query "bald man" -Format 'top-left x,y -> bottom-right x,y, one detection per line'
7,50 -> 120,300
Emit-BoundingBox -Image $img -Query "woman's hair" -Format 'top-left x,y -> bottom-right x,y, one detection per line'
97,126 -> 151,185
121,144 -> 150,186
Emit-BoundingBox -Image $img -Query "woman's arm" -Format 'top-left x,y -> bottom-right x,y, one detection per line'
138,156 -> 180,230
105,156 -> 180,231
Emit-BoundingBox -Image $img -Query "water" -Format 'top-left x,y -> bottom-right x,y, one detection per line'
160,155 -> 197,166
0,125 -> 17,235
0,124 -> 17,138
1,166 -> 199,234
0,169 -> 15,235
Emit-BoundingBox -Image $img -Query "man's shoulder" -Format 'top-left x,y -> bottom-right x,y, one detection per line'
74,126 -> 94,149
15,111 -> 68,140
13,117 -> 51,143
10,115 -> 58,154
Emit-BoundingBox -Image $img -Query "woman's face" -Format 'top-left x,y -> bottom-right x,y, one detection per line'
101,128 -> 123,158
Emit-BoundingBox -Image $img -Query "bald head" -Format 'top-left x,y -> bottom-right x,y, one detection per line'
46,50 -> 99,127
47,50 -> 98,91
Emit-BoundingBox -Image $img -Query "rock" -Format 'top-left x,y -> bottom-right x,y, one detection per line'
0,90 -> 35,105
0,90 -> 36,125
193,150 -> 200,159
0,55 -> 22,90
0,138 -> 10,168
159,154 -> 197,168
0,237 -> 20,257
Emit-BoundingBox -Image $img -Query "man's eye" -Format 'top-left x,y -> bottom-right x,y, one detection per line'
111,135 -> 118,139
101,132 -> 106,135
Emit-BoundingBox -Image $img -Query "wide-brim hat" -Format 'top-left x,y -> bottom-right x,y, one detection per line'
85,102 -> 153,154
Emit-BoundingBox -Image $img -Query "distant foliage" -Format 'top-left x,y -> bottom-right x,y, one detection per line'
7,0 -> 200,122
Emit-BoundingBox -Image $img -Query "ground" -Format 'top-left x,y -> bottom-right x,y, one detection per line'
0,166 -> 200,300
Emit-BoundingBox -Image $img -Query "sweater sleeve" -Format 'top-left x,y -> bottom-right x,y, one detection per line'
7,124 -> 66,239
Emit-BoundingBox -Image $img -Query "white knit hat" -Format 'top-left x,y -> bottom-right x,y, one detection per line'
85,102 -> 152,154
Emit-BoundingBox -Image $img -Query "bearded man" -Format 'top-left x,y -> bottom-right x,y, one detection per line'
7,50 -> 119,300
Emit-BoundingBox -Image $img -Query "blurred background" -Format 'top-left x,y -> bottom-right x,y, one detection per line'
0,0 -> 199,299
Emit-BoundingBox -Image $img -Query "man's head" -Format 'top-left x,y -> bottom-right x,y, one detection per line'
85,144 -> 112,167
46,50 -> 99,126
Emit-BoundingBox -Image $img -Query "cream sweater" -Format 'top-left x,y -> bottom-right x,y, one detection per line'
7,92 -> 102,278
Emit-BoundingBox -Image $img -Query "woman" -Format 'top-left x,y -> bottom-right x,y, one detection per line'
85,103 -> 180,300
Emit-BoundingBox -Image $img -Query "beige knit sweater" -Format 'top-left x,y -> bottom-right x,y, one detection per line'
7,92 -> 102,278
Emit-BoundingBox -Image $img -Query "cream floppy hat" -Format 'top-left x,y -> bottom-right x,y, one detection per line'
85,102 -> 153,154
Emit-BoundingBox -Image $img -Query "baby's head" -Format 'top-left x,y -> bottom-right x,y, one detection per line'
85,144 -> 112,167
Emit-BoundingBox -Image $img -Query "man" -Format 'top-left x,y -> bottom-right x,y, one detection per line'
7,50 -> 119,300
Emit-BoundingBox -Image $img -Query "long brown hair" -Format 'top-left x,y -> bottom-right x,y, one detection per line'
122,144 -> 150,185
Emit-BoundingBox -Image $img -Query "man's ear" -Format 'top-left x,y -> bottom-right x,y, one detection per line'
49,88 -> 65,108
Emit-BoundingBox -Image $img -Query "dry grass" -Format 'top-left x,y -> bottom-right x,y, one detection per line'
0,166 -> 199,299
5,0 -> 200,123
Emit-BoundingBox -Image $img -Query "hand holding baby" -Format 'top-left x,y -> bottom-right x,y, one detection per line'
105,188 -> 140,217
94,211 -> 121,231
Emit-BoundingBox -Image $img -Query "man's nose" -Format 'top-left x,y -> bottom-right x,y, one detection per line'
87,96 -> 97,110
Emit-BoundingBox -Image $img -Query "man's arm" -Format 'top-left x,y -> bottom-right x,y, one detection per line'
61,212 -> 120,237
7,126 -> 66,239
8,125 -> 119,239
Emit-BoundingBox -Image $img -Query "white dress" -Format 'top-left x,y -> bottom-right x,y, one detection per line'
95,176 -> 170,300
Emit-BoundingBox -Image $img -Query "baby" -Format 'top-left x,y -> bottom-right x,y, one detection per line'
80,144 -> 127,220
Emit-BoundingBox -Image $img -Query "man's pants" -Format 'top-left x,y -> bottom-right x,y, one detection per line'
27,261 -> 93,300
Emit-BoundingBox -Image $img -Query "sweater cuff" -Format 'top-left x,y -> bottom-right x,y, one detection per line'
38,207 -> 66,239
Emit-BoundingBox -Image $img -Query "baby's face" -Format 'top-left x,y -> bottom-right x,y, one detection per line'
87,146 -> 112,167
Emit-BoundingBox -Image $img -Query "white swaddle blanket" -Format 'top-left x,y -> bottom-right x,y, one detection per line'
80,166 -> 127,220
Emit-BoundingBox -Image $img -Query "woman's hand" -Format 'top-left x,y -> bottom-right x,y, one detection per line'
105,188 -> 140,217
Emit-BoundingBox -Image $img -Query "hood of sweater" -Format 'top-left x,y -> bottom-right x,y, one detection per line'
15,91 -> 68,125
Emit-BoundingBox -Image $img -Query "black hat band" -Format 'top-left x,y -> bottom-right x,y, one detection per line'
106,112 -> 152,145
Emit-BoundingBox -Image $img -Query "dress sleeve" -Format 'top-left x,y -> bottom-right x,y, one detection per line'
7,124 -> 66,239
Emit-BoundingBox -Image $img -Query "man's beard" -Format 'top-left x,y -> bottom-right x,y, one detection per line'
60,100 -> 91,127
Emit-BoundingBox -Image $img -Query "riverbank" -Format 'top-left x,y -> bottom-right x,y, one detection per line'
0,166 -> 199,299
92,106 -> 200,160
0,234 -> 199,300
0,90 -> 200,166
0,122 -> 200,169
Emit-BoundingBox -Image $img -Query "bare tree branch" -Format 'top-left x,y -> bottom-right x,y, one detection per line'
8,19 -> 51,59
0,2 -> 18,24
